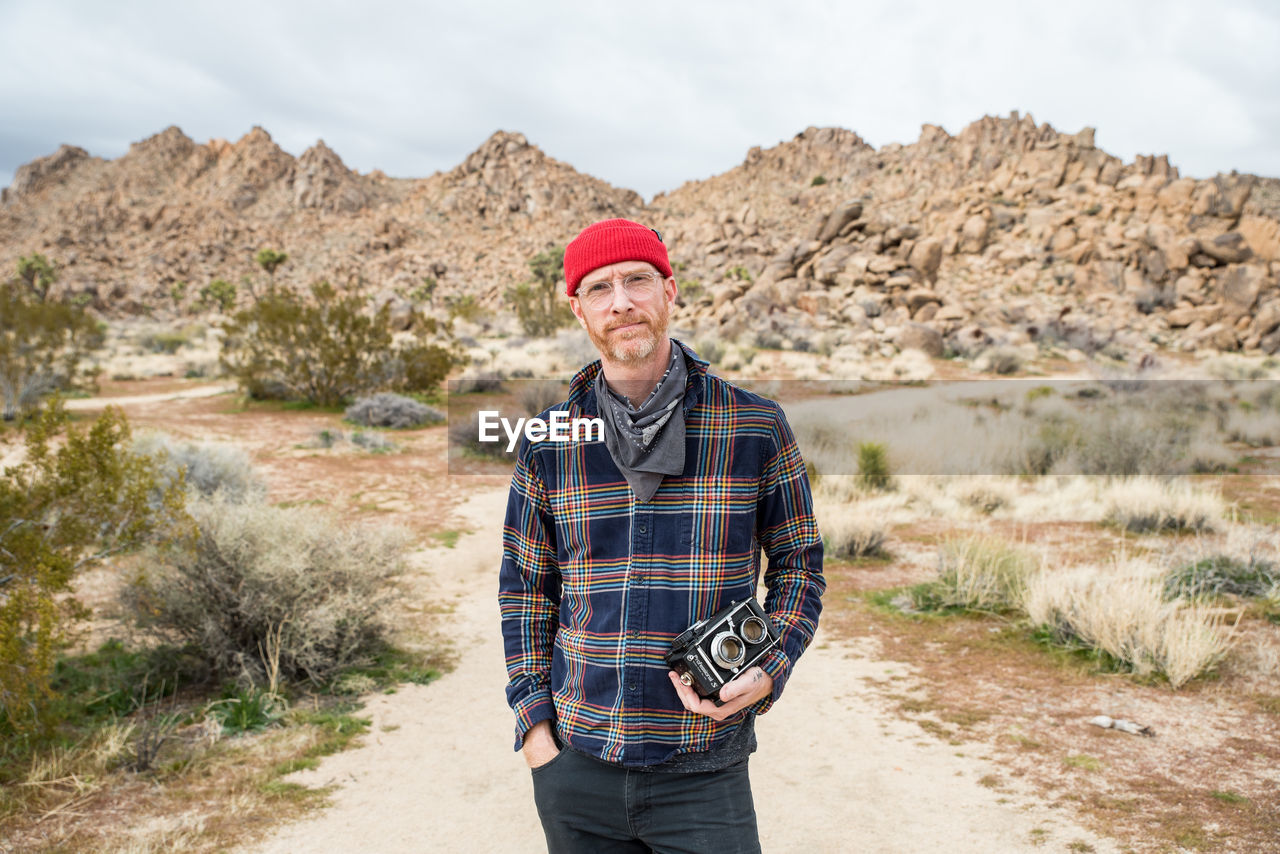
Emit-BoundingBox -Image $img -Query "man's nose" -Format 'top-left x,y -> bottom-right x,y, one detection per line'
610,284 -> 637,312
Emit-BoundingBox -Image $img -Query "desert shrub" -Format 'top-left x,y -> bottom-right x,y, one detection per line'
0,259 -> 103,421
125,497 -> 410,687
445,293 -> 488,323
1024,563 -> 1234,688
254,248 -> 288,276
393,340 -> 459,395
917,536 -> 1037,612
140,330 -> 189,354
1101,477 -> 1225,533
516,379 -> 566,417
449,409 -> 514,461
1,403 -> 183,737
1164,555 -> 1279,600
350,430 -> 395,452
199,278 -> 237,313
133,433 -> 265,503
453,374 -> 506,394
206,685 -> 285,735
1224,408 -> 1280,447
312,429 -> 343,449
220,281 -> 463,407
506,247 -> 574,337
1069,410 -> 1196,476
811,175 -> 827,186
857,441 -> 891,490
979,347 -> 1023,375
345,393 -> 443,429
822,511 -> 889,560
950,476 -> 1018,515
689,336 -> 724,364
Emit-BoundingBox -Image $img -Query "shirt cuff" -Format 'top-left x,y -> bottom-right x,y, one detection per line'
749,648 -> 791,715
512,691 -> 555,752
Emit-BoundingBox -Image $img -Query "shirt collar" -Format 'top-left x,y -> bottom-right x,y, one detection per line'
568,338 -> 708,417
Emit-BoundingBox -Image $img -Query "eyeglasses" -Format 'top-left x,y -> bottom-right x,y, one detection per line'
576,271 -> 666,309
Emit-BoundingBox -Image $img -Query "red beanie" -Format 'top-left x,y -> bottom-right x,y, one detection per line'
563,219 -> 672,297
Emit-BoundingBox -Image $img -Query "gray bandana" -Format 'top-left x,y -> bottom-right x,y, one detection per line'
595,343 -> 688,503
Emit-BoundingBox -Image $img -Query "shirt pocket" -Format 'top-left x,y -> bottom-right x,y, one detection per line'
679,477 -> 757,558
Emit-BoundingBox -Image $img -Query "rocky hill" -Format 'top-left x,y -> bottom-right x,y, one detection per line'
3,114 -> 1279,360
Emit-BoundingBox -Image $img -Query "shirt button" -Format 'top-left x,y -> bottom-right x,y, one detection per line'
638,522 -> 648,533
628,683 -> 638,692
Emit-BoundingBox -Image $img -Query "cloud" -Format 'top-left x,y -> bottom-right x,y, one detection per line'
2,0 -> 1277,196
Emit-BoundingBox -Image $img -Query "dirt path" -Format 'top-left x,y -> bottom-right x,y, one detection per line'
244,487 -> 1116,854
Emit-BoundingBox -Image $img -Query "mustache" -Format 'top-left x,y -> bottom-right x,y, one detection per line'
605,318 -> 651,333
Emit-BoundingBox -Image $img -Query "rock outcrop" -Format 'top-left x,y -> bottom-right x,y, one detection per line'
3,114 -> 1278,360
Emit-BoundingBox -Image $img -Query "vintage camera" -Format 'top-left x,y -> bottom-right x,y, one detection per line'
665,598 -> 779,706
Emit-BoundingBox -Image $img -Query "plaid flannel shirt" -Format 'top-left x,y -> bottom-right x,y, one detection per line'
499,341 -> 825,768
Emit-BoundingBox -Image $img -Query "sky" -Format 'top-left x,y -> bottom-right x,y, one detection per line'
2,0 -> 1278,200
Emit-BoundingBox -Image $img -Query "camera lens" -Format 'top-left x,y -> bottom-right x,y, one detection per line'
711,632 -> 746,670
740,616 -> 767,645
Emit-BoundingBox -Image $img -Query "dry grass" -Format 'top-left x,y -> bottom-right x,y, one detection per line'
929,536 -> 1039,612
820,506 -> 891,559
1023,559 -> 1237,688
1,707 -> 369,853
1100,476 -> 1227,533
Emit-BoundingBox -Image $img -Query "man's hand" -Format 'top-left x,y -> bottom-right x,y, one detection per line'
522,719 -> 560,769
668,667 -> 773,722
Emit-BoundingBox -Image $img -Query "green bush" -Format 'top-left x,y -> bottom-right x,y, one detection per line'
1,403 -> 184,737
857,441 -> 891,490
506,247 -> 574,337
1,259 -> 103,421
207,685 -> 285,735
16,253 -> 57,301
445,293 -> 487,323
811,175 -> 827,186
124,497 -> 410,687
199,278 -> 237,313
219,281 -> 462,407
254,248 -> 288,277
1164,555 -> 1278,600
410,276 -> 438,304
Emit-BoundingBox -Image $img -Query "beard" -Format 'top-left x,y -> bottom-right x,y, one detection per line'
586,304 -> 670,365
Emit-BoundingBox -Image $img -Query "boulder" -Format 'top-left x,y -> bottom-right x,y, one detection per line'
1200,231 -> 1253,265
958,214 -> 990,254
1254,300 -> 1280,336
1221,264 -> 1265,310
893,323 -> 944,358
816,201 -> 863,244
907,238 -> 943,281
905,288 -> 942,314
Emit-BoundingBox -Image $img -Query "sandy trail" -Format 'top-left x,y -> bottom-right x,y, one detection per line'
243,486 -> 1115,854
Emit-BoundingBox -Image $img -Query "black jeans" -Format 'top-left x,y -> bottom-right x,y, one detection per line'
530,748 -> 761,854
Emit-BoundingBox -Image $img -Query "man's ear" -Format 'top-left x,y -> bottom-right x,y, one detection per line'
664,276 -> 678,307
568,296 -> 588,329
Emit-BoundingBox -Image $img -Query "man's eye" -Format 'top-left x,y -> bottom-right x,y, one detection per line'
583,283 -> 610,297
623,274 -> 652,287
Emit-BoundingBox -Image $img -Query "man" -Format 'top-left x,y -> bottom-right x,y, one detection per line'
499,218 -> 824,853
